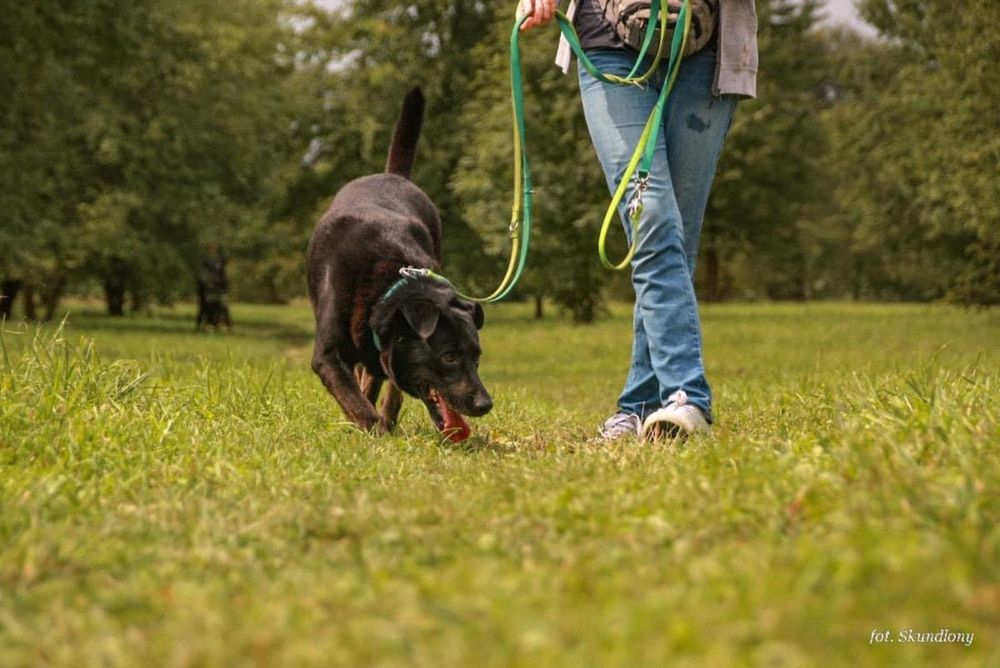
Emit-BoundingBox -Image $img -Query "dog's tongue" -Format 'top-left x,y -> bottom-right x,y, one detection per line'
433,391 -> 471,442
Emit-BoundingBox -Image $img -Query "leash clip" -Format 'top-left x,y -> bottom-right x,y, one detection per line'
400,266 -> 453,289
399,267 -> 430,279
627,175 -> 649,221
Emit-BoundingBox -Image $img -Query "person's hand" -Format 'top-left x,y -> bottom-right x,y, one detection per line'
517,0 -> 558,31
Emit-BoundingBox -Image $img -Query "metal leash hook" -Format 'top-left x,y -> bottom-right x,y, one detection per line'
399,267 -> 432,280
627,174 -> 649,222
509,187 -> 534,238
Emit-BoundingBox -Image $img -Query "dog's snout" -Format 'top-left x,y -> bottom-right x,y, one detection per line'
470,389 -> 493,416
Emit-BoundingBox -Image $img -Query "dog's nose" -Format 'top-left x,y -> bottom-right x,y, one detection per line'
470,389 -> 493,415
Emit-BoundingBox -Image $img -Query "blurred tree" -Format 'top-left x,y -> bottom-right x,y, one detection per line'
286,0 -> 503,305
3,0 -> 995,317
0,2 -> 89,320
701,0 -> 832,301
452,10 -> 613,322
839,0 -> 1000,304
0,0 -> 304,317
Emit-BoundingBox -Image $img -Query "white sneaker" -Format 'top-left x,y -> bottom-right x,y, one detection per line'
596,412 -> 642,442
642,391 -> 710,440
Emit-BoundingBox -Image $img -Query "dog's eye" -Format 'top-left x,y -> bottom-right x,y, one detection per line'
440,352 -> 459,366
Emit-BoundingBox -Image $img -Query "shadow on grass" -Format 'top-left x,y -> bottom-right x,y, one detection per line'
433,428 -> 573,456
437,434 -> 514,456
27,306 -> 314,348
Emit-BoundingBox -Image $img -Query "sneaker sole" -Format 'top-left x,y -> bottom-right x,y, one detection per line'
642,410 -> 710,441
642,418 -> 685,442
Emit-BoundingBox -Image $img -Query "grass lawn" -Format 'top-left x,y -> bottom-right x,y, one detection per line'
1,300 -> 997,666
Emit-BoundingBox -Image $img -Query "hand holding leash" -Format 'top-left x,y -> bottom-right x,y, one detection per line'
517,0 -> 558,31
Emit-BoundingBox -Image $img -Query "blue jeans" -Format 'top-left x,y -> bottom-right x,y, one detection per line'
578,48 -> 737,422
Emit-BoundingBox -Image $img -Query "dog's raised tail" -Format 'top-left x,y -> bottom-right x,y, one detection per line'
386,87 -> 425,178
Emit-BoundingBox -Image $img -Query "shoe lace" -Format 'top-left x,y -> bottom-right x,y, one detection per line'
665,390 -> 707,426
667,390 -> 689,407
600,413 -> 639,438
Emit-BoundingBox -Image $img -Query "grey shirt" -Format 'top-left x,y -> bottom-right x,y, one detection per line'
556,0 -> 758,98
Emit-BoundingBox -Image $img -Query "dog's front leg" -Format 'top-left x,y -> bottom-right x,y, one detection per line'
380,383 -> 404,431
312,353 -> 384,433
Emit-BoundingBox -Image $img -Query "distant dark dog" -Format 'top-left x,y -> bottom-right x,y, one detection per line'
306,88 -> 492,438
196,250 -> 231,331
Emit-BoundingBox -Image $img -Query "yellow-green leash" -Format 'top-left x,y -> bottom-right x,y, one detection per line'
516,0 -> 693,271
443,0 -> 691,302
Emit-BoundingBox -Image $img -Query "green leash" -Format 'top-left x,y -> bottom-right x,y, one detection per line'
558,0 -> 692,270
449,0 -> 691,302
435,22 -> 536,305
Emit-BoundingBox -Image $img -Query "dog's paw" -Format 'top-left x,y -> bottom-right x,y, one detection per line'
374,416 -> 395,435
356,415 -> 392,436
346,411 -> 384,436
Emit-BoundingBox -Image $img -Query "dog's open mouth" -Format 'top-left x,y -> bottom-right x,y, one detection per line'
426,388 -> 471,443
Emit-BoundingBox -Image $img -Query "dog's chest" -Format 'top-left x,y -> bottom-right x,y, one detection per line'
346,261 -> 400,365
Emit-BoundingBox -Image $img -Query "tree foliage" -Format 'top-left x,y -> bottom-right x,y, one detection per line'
2,0 -> 997,321
835,0 -> 1000,303
451,11 -> 615,321
1,0 -> 303,316
705,0 -> 833,301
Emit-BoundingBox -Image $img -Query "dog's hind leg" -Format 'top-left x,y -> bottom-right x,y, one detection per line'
356,366 -> 384,408
353,365 -> 401,431
357,366 -> 402,431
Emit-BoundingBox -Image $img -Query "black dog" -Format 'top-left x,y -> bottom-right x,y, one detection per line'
306,88 -> 492,437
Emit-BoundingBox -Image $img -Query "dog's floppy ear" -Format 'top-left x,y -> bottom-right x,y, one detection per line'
451,298 -> 484,330
401,300 -> 440,339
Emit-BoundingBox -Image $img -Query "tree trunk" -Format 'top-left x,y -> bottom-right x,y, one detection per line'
23,285 -> 37,321
851,258 -> 863,301
704,245 -> 722,302
105,257 -> 129,316
129,289 -> 145,313
574,295 -> 596,324
0,280 -> 20,320
42,276 -> 65,322
534,295 -> 544,319
105,283 -> 126,316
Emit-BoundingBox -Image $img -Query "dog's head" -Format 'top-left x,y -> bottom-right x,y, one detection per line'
370,277 -> 492,435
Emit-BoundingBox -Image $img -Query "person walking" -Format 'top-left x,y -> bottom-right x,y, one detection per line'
518,0 -> 758,439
